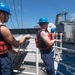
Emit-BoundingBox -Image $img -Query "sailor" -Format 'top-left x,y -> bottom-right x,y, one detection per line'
35,17 -> 61,75
50,28 -> 56,39
0,3 -> 31,75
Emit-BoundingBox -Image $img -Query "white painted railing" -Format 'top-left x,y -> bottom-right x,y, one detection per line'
13,33 -> 75,75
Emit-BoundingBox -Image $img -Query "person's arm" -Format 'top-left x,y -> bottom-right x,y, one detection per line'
1,26 -> 31,48
51,32 -> 58,40
40,31 -> 61,46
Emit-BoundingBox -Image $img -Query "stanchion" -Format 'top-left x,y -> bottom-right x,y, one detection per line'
36,48 -> 39,75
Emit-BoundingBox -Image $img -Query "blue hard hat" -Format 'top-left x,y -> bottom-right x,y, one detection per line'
51,28 -> 55,32
38,17 -> 49,23
0,3 -> 10,14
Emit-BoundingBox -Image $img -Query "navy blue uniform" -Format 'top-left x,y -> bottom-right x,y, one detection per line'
40,49 -> 55,75
0,54 -> 14,75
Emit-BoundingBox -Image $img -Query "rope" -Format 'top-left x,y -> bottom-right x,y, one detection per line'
12,0 -> 19,28
3,0 -> 16,29
4,0 -> 6,3
20,0 -> 23,28
10,17 -> 16,28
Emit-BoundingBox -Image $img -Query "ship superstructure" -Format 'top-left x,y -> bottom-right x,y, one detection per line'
55,11 -> 75,43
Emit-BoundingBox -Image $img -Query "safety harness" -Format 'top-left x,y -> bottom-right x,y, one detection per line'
35,30 -> 53,50
0,25 -> 12,55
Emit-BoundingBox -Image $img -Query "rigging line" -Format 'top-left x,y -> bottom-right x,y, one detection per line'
10,16 -> 16,28
3,0 -> 16,29
20,0 -> 23,28
12,0 -> 19,28
4,0 -> 6,3
3,1 -> 18,39
20,0 -> 29,34
20,0 -> 30,34
12,0 -> 22,34
21,0 -> 28,37
20,0 -> 31,34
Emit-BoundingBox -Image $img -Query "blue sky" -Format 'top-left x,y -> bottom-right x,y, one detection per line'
0,0 -> 75,29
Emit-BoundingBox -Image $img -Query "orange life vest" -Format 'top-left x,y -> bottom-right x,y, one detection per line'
0,41 -> 12,54
35,30 -> 53,50
0,25 -> 12,55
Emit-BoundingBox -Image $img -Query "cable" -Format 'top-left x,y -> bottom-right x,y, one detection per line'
10,16 -> 16,28
4,0 -> 6,3
12,0 -> 19,28
4,0 -> 16,29
20,0 -> 23,28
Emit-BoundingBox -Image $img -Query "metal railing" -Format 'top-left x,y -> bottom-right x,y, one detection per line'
13,34 -> 75,75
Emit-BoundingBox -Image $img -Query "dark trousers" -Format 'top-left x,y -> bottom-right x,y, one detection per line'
0,54 -> 14,75
40,48 -> 55,75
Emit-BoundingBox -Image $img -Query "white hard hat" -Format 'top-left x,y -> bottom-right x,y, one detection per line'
47,22 -> 56,32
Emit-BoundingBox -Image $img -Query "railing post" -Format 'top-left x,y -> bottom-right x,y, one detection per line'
54,35 -> 58,57
36,48 -> 39,75
60,33 -> 62,53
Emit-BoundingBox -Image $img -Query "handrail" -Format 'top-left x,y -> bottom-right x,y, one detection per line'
53,46 -> 75,53
55,69 -> 64,75
55,59 -> 75,70
13,36 -> 75,75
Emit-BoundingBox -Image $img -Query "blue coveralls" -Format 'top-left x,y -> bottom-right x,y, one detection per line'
40,48 -> 55,75
0,53 -> 14,75
37,30 -> 55,75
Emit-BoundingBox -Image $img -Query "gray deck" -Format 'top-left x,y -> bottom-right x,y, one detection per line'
14,64 -> 46,75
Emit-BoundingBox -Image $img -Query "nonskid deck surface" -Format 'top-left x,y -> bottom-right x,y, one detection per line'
14,64 -> 46,75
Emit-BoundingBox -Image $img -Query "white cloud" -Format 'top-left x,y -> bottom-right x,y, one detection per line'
70,13 -> 75,20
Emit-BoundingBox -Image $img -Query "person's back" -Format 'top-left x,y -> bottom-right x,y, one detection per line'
0,3 -> 31,75
35,17 -> 61,75
36,29 -> 54,51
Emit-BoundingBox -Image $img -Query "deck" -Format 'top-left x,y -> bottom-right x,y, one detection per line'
14,64 -> 46,75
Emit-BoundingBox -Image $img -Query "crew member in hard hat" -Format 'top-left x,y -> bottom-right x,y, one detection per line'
35,17 -> 61,75
0,3 -> 31,75
47,23 -> 57,40
51,28 -> 56,39
47,22 -> 56,33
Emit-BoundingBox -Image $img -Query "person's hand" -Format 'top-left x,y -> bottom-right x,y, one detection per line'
55,33 -> 58,36
14,50 -> 19,54
55,39 -> 62,43
11,49 -> 19,54
58,40 -> 62,43
25,34 -> 31,39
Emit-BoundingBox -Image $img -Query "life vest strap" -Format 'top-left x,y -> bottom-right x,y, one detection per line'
35,30 -> 52,50
35,38 -> 51,50
0,41 -> 11,55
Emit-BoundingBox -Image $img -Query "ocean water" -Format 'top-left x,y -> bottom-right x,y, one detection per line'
56,44 -> 75,75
